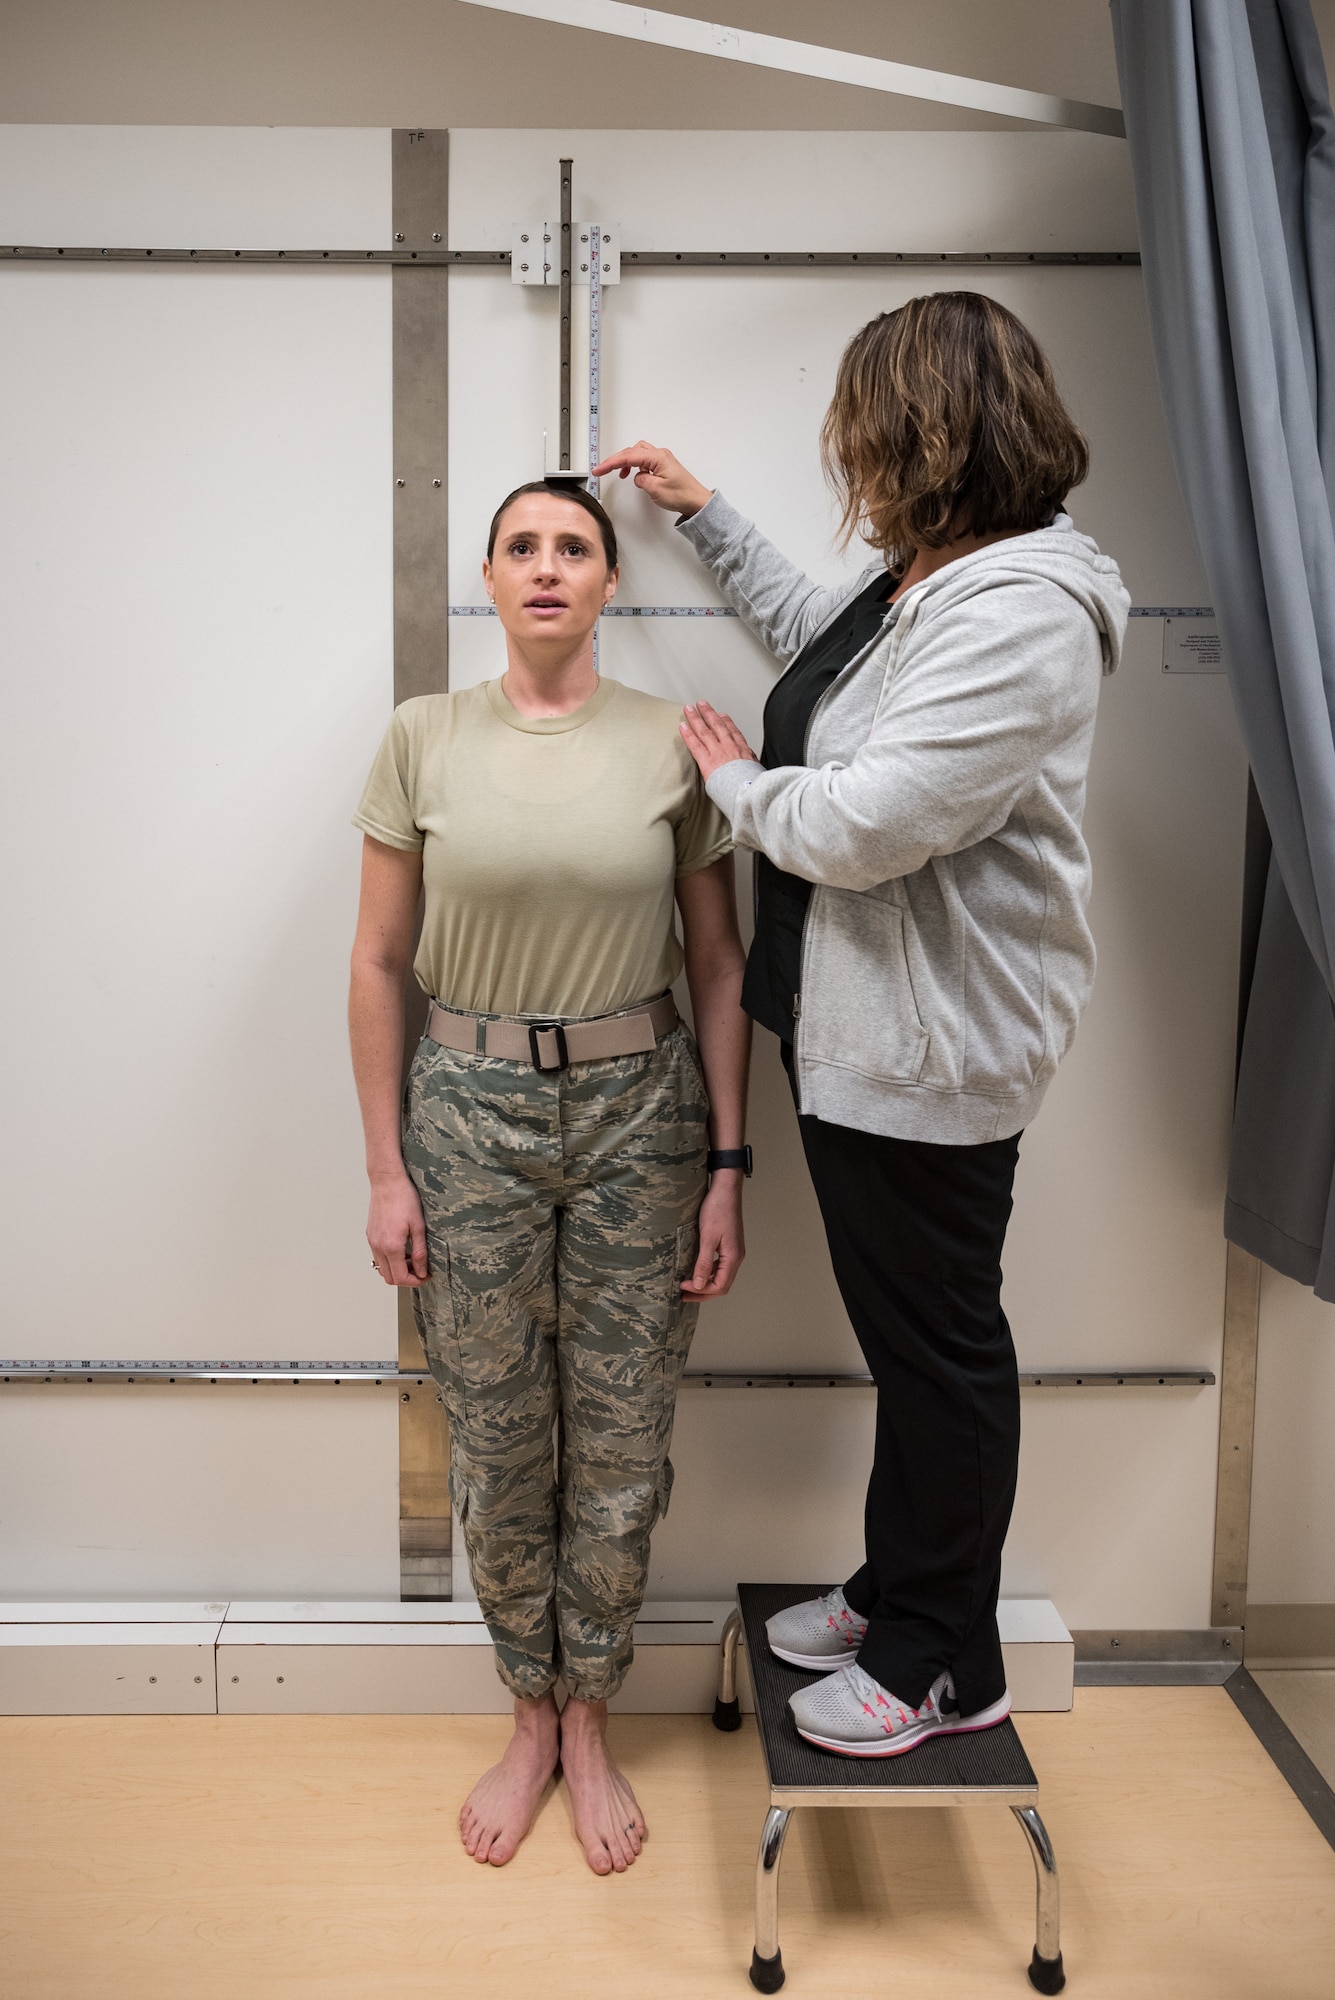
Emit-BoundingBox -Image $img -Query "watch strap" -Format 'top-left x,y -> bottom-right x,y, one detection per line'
707,1146 -> 753,1177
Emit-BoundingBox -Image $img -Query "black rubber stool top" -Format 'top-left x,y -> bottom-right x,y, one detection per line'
739,1583 -> 1037,1796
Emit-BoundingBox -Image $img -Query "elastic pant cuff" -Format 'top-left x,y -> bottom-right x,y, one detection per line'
495,1662 -> 561,1702
562,1666 -> 631,1705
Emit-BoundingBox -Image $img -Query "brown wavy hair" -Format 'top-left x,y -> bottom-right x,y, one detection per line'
820,292 -> 1089,556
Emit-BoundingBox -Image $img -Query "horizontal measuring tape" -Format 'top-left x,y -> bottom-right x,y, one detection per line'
449,604 -> 1214,618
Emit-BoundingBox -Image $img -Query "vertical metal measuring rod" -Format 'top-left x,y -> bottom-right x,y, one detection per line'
587,221 -> 602,490
558,157 -> 573,468
588,220 -> 602,671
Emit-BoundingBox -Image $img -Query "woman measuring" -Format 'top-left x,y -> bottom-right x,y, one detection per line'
597,291 -> 1129,1758
349,482 -> 750,1861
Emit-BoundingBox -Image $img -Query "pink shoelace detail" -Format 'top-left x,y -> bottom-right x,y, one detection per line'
820,1591 -> 867,1648
842,1664 -> 941,1737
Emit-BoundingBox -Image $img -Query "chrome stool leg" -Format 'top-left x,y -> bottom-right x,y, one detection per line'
750,1805 -> 792,1992
1012,1806 -> 1065,1993
714,1606 -> 743,1731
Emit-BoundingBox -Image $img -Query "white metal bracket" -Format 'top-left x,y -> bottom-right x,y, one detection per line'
512,221 -> 620,285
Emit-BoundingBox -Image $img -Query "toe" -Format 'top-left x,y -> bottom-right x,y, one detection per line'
585,1839 -> 613,1875
488,1833 -> 517,1866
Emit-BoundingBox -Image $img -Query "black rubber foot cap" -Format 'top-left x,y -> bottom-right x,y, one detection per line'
713,1695 -> 742,1732
1027,1948 -> 1065,1994
749,1948 -> 785,1993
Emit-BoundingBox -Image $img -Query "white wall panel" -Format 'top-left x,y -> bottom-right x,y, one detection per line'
0,127 -> 398,1598
0,263 -> 395,1364
0,1390 -> 398,1600
449,131 -> 1245,1629
0,124 -> 391,249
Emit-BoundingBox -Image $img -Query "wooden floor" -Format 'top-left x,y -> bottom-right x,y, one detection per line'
2,1689 -> 1333,1998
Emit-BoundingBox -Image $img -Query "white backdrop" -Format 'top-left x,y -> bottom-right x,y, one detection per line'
0,124 -> 1252,1625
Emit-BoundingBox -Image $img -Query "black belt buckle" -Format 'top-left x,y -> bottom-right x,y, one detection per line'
528,1021 -> 569,1073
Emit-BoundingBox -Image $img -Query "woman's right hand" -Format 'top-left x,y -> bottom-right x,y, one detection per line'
591,441 -> 713,520
367,1170 -> 430,1287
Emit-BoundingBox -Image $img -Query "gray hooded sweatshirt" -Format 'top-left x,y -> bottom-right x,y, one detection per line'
678,491 -> 1130,1144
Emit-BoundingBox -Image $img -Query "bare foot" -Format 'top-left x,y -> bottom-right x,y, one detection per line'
459,1692 -> 559,1866
559,1696 -> 647,1875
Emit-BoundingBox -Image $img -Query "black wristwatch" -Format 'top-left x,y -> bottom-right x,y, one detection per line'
706,1146 -> 753,1177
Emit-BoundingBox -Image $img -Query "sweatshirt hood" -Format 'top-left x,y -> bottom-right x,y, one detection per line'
901,512 -> 1130,676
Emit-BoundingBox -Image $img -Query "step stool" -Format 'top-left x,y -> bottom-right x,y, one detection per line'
714,1584 -> 1064,1993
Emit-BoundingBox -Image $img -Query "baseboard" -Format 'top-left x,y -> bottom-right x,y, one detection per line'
0,1597 -> 1074,1716
1244,1603 -> 1335,1669
1072,1628 -> 1244,1685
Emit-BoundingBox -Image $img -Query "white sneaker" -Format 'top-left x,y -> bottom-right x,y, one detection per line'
789,1661 -> 1011,1758
765,1588 -> 869,1671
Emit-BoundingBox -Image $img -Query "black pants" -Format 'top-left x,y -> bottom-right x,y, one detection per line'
783,1046 -> 1021,1713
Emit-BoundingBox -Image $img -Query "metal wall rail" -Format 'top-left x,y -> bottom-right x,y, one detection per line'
0,1361 -> 1214,1388
2,245 -> 1141,269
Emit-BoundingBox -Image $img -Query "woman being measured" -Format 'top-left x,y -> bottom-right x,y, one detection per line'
596,292 -> 1129,1759
348,481 -> 749,1868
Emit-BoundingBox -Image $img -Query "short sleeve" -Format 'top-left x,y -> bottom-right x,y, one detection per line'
352,705 -> 423,852
673,765 -> 734,878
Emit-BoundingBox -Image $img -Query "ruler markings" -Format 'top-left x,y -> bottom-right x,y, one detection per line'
452,605 -> 1211,619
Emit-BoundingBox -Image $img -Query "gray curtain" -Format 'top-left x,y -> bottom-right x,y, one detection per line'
1111,0 -> 1335,1297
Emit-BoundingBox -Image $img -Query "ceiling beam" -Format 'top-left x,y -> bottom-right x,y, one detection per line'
455,0 -> 1126,138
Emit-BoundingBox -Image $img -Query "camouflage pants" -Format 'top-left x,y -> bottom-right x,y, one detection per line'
404,1020 -> 707,1702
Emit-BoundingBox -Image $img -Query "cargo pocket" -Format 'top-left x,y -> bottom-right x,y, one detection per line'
803,888 -> 929,1084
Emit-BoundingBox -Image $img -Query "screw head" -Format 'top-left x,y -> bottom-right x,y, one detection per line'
580,233 -> 588,243
231,1676 -> 239,1683
431,232 -> 442,243
520,262 -> 529,272
149,1676 -> 157,1683
602,264 -> 610,273
580,263 -> 588,273
520,233 -> 529,242
432,478 -> 441,488
194,1675 -> 202,1683
396,477 -> 405,488
394,231 -> 404,243
277,1676 -> 285,1684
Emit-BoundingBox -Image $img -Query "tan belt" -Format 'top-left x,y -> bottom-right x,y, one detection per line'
426,993 -> 678,1072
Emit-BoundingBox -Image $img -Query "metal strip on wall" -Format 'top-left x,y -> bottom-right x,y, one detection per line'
391,128 -> 453,1599
1,246 -> 1142,268
1213,1241 -> 1262,1629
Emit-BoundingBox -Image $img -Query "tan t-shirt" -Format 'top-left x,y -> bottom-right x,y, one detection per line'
353,677 -> 733,1018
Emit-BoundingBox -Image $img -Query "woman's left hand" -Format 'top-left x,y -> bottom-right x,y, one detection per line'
680,701 -> 759,784
682,1174 -> 746,1300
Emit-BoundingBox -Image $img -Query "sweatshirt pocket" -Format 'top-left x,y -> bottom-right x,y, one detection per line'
801,887 -> 929,1084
